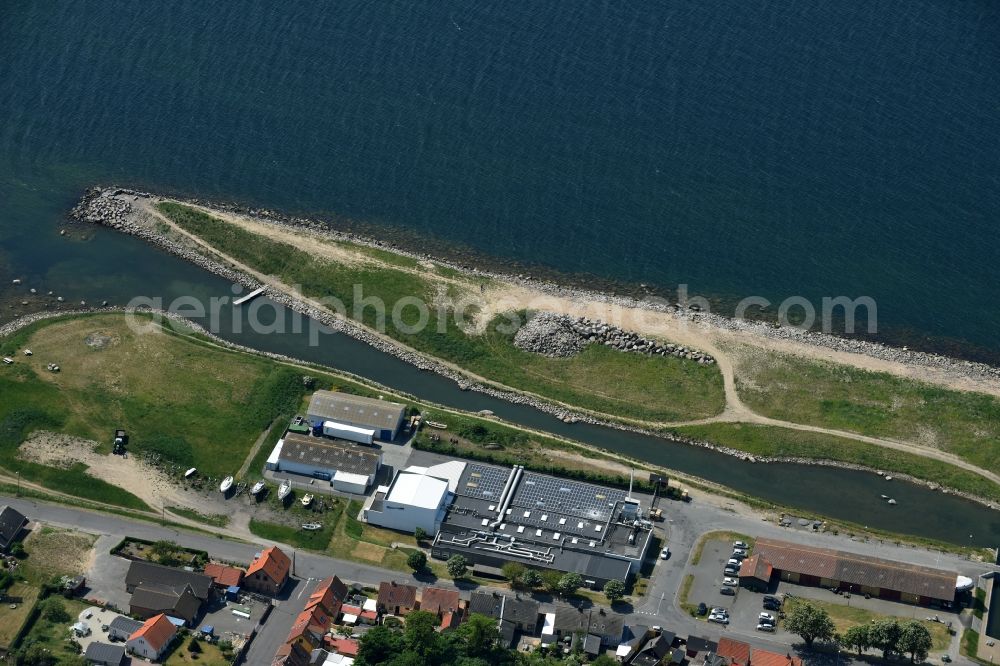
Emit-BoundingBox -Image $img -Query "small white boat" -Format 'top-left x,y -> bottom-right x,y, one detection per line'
2,358 -> 13,366
301,523 -> 323,531
425,421 -> 448,429
885,476 -> 893,481
219,476 -> 234,493
300,493 -> 314,507
251,481 -> 265,495
277,480 -> 292,500
185,468 -> 197,478
887,498 -> 897,505
22,349 -> 32,356
880,494 -> 889,499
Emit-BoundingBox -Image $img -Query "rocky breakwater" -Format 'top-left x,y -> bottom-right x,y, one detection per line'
513,311 -> 715,364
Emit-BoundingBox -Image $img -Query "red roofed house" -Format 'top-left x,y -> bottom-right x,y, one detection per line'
378,581 -> 418,616
420,586 -> 464,629
717,637 -> 752,666
306,576 -> 348,617
285,606 -> 329,653
126,613 -> 177,661
244,546 -> 291,596
739,554 -> 774,593
750,648 -> 803,666
325,636 -> 360,658
272,642 -> 311,666
203,562 -> 245,590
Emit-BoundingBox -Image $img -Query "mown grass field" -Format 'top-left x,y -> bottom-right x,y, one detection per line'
0,313 -> 306,507
156,202 -> 725,422
0,582 -> 39,649
673,422 -> 1000,503
730,346 -> 1000,475
784,597 -> 951,651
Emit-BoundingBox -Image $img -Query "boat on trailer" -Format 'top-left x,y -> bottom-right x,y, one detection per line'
300,493 -> 314,507
219,476 -> 234,493
277,480 -> 292,500
251,480 -> 265,495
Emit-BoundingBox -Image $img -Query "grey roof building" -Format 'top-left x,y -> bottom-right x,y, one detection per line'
0,506 -> 28,552
107,615 -> 144,641
130,582 -> 202,624
83,641 -> 126,665
553,603 -> 625,646
432,463 -> 652,589
468,590 -> 540,646
125,560 -> 212,599
307,390 -> 406,441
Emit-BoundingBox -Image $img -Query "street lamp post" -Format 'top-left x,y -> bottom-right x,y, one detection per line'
15,471 -> 19,497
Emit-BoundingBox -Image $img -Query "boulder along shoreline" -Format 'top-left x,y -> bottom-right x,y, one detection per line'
56,185 -> 1000,508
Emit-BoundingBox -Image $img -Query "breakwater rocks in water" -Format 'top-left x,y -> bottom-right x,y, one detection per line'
514,311 -> 715,364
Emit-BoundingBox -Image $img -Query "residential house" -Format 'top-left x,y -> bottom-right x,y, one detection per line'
614,624 -> 648,662
0,506 -> 27,553
286,606 -> 329,653
468,591 -> 540,647
419,586 -> 463,629
325,637 -> 359,660
552,603 -> 624,647
125,560 -> 213,599
129,582 -> 202,624
203,562 -> 245,590
83,642 -> 126,666
749,648 -> 803,666
107,616 -> 144,642
685,636 -> 718,661
245,546 -> 291,596
126,613 -> 177,661
377,581 -> 418,616
306,576 -> 348,617
717,638 -> 752,666
630,631 -> 676,666
273,641 -> 312,666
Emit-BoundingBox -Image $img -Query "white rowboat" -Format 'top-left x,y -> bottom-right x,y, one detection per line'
185,468 -> 197,478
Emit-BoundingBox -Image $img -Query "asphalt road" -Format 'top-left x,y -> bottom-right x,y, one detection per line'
3,492 -> 993,665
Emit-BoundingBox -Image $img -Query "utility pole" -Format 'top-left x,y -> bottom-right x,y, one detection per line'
15,471 -> 20,497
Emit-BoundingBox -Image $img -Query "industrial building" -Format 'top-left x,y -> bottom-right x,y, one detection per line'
307,390 -> 406,442
362,461 -> 466,535
266,432 -> 382,494
744,537 -> 961,605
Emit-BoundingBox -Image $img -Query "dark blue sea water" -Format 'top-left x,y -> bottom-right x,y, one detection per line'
2,0 -> 1000,354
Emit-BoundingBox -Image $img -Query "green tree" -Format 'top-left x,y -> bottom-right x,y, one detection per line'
784,602 -> 835,647
447,554 -> 469,579
502,562 -> 526,584
871,618 -> 903,659
414,527 -> 428,543
9,542 -> 26,559
357,625 -> 403,666
403,610 -> 442,658
843,624 -> 873,656
40,597 -> 69,623
591,656 -> 620,666
458,613 -> 501,658
557,572 -> 584,597
541,570 -> 564,594
603,579 -> 626,603
898,621 -> 933,663
188,636 -> 202,654
519,569 -> 543,590
407,550 -> 428,571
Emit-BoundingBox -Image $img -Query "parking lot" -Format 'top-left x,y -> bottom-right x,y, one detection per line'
686,537 -> 745,617
72,605 -> 133,651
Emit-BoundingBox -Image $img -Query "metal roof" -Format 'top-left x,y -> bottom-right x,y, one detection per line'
279,433 -> 380,476
83,642 -> 126,664
307,391 -> 405,430
754,537 -> 957,600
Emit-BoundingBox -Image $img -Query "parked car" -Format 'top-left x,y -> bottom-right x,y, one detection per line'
697,603 -> 708,616
759,612 -> 776,623
661,547 -> 671,560
711,607 -> 729,616
724,567 -> 739,576
732,549 -> 748,557
726,558 -> 741,567
709,614 -> 730,625
723,577 -> 739,587
756,623 -> 775,632
720,587 -> 736,596
731,552 -> 747,561
733,541 -> 749,549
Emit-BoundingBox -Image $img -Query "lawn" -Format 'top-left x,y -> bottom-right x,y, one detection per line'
729,345 -> 1000,475
0,582 -> 39,649
11,595 -> 88,660
20,526 -> 96,584
784,597 -> 951,651
156,202 -> 725,423
164,635 -> 232,665
0,313 -> 307,504
673,422 -> 1000,503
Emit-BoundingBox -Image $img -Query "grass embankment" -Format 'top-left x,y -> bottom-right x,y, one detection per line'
679,574 -> 698,616
155,202 -> 725,423
784,597 -> 951,651
0,313 -> 306,506
166,506 -> 229,528
672,423 -> 1000,503
731,346 -> 1000,476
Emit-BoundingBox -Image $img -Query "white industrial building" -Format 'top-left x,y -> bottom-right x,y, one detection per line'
321,421 -> 375,446
362,461 -> 466,534
307,390 -> 406,442
266,432 -> 381,494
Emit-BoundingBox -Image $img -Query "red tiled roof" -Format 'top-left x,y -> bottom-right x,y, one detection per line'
753,538 -> 956,600
341,604 -> 362,616
204,563 -> 245,587
750,648 -> 802,666
129,613 -> 176,652
740,554 -> 773,582
378,581 -> 417,609
420,587 -> 461,615
717,637 -> 751,666
308,576 -> 348,613
247,546 -> 291,584
327,637 -> 359,657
